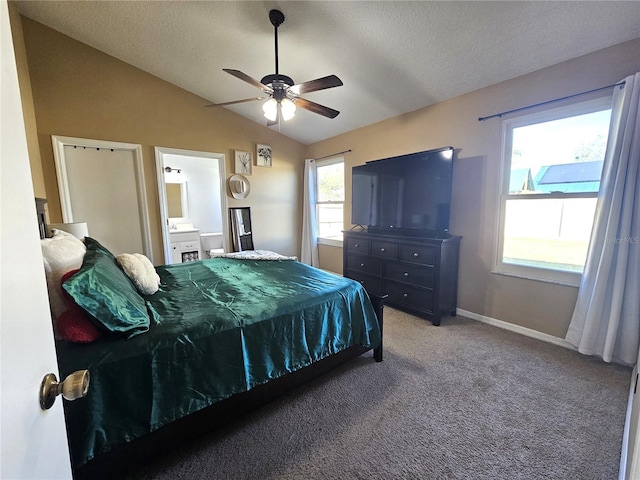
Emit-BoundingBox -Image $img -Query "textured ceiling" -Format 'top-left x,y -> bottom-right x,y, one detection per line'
15,1 -> 640,145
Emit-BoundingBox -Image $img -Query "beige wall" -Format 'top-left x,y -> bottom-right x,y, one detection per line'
307,38 -> 640,338
318,244 -> 343,274
8,4 -> 46,200
20,17 -> 306,263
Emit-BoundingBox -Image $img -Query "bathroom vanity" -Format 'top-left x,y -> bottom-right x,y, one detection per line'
170,229 -> 201,263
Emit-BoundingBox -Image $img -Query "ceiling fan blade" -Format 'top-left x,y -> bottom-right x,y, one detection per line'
205,97 -> 265,108
295,97 -> 340,119
223,69 -> 273,94
289,75 -> 343,95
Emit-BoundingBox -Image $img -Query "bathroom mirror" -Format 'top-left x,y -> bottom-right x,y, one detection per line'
166,181 -> 188,219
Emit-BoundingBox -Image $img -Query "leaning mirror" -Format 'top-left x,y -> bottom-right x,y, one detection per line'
229,207 -> 254,251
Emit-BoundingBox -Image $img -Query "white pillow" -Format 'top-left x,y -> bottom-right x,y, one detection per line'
41,229 -> 86,319
116,253 -> 160,295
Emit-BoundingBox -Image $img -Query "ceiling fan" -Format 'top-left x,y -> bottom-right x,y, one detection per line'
206,9 -> 343,126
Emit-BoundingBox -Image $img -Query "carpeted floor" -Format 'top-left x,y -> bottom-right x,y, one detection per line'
127,308 -> 631,479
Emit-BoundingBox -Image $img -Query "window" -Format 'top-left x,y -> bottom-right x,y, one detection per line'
316,157 -> 344,245
495,97 -> 612,285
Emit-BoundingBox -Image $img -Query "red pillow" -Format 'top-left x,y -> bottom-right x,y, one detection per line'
57,270 -> 103,343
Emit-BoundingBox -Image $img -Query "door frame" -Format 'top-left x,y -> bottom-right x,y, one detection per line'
154,146 -> 228,264
51,135 -> 153,257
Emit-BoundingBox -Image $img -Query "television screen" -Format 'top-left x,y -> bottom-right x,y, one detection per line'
351,147 -> 454,235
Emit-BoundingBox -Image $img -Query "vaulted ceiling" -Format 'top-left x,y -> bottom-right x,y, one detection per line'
15,1 -> 640,145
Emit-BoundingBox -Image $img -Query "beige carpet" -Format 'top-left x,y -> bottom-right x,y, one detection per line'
128,308 -> 630,479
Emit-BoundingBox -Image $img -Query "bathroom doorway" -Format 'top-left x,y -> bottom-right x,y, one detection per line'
154,147 -> 228,264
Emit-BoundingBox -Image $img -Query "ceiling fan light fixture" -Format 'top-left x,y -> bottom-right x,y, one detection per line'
215,10 -> 342,124
263,98 -> 278,121
281,98 -> 296,121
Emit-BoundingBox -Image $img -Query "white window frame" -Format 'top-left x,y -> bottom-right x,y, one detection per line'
316,156 -> 344,247
493,95 -> 612,286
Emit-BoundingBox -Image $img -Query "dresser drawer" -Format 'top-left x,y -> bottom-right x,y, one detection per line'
346,237 -> 370,255
399,244 -> 436,266
346,270 -> 383,295
346,255 -> 382,276
385,261 -> 434,288
179,240 -> 199,251
371,240 -> 398,260
386,281 -> 433,312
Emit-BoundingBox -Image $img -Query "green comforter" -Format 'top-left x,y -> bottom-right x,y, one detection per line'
56,258 -> 381,468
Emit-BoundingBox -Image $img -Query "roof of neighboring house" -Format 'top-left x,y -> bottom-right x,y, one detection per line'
533,160 -> 603,193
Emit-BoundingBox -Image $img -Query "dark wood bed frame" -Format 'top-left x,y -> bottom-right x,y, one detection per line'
74,295 -> 385,479
36,200 -> 386,479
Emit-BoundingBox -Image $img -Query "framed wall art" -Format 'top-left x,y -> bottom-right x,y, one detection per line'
234,150 -> 252,175
256,144 -> 272,167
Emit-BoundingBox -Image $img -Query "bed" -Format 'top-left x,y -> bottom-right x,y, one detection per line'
40,223 -> 383,478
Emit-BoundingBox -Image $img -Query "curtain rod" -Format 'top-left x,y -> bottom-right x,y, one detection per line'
313,149 -> 352,161
478,81 -> 625,122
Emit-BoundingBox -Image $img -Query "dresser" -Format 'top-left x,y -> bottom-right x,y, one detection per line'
343,230 -> 461,326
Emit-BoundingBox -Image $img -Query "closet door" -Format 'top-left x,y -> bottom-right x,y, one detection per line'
53,136 -> 151,257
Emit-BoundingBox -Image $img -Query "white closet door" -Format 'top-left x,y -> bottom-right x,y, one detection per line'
63,145 -> 145,255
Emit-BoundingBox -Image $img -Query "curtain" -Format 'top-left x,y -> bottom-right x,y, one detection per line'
565,73 -> 640,365
301,159 -> 319,266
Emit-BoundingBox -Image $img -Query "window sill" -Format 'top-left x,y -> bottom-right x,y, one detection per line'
491,267 -> 581,287
318,237 -> 343,248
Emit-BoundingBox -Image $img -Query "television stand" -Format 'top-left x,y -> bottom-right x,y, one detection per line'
343,230 -> 460,326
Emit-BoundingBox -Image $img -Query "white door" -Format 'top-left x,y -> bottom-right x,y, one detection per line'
1,2 -> 72,478
62,144 -> 144,254
52,136 -> 152,258
622,358 -> 640,479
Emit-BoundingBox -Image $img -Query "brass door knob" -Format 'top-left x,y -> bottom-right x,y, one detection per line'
40,370 -> 90,410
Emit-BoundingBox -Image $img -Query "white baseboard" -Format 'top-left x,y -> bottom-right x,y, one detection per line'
456,308 -> 577,351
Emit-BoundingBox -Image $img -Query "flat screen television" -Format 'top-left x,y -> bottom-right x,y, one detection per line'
351,146 -> 454,237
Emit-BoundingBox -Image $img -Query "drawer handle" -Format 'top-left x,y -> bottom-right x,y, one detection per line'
360,263 -> 365,267
380,248 -> 385,252
413,252 -> 419,257
354,243 -> 359,248
403,272 -> 409,277
403,293 -> 408,298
